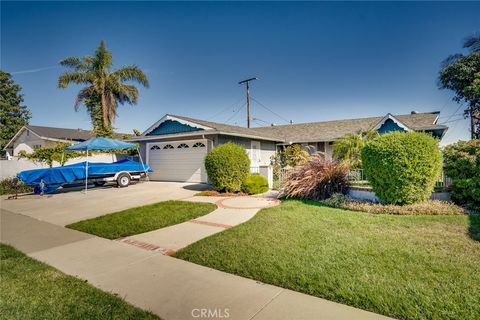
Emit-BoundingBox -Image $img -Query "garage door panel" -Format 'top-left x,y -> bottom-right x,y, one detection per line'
147,140 -> 208,183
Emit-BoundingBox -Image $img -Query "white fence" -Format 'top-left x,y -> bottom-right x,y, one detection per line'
0,154 -> 126,180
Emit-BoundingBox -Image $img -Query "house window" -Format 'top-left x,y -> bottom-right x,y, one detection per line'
150,145 -> 160,150
177,143 -> 189,149
192,142 -> 205,148
163,144 -> 174,149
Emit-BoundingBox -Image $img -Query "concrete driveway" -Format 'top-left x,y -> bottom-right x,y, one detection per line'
1,182 -> 207,226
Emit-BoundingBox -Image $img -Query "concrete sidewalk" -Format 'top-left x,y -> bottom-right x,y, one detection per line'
0,208 -> 393,320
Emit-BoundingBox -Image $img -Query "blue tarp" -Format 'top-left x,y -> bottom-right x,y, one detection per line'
17,159 -> 152,193
65,137 -> 136,151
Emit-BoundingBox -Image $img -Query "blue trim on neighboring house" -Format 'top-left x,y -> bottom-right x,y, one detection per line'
377,118 -> 406,134
425,129 -> 446,139
146,120 -> 204,136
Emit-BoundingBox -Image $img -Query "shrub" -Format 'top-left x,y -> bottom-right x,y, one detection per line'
443,139 -> 480,210
322,194 -> 465,215
361,132 -> 442,205
0,177 -> 33,195
282,155 -> 349,201
204,142 -> 250,192
242,174 -> 269,194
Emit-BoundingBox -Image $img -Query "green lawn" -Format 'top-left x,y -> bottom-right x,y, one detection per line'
0,244 -> 159,319
175,199 -> 480,320
67,200 -> 216,239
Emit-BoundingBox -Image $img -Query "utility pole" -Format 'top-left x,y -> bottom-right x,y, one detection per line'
239,77 -> 257,128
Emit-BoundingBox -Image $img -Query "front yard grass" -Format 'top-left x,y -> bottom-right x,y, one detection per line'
175,199 -> 480,320
0,244 -> 159,319
67,200 -> 216,239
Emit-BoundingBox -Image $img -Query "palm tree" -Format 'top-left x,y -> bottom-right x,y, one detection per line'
58,41 -> 149,136
333,131 -> 378,169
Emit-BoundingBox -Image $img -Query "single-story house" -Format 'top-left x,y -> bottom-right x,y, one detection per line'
3,125 -> 126,159
130,111 -> 448,183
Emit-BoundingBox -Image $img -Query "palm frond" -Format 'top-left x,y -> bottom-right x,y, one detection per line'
74,86 -> 95,111
94,41 -> 112,72
59,56 -> 89,70
58,71 -> 94,88
113,65 -> 149,88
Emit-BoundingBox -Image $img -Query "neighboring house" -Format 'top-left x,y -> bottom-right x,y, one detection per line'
130,111 -> 447,183
3,125 -> 127,159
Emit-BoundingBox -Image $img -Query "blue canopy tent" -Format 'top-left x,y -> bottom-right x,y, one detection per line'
65,137 -> 148,192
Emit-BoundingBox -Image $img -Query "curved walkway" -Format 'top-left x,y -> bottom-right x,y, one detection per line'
118,195 -> 280,255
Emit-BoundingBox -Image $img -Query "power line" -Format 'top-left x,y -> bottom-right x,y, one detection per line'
250,97 -> 291,124
206,96 -> 245,121
225,102 -> 247,124
441,116 -> 466,124
441,103 -> 465,123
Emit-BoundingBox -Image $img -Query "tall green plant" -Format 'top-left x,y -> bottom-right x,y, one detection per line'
362,132 -> 442,205
439,34 -> 480,139
58,41 -> 149,137
333,131 -> 378,169
0,70 -> 31,155
443,139 -> 480,210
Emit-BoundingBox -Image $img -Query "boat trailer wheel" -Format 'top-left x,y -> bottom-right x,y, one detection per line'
117,173 -> 131,187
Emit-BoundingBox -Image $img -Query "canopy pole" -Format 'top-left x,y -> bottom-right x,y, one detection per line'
137,147 -> 149,181
85,149 -> 89,193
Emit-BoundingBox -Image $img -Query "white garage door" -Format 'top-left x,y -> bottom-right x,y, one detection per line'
147,140 -> 208,183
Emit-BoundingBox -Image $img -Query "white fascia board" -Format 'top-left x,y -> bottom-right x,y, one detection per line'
141,114 -> 213,136
3,126 -> 28,150
129,130 -> 281,143
372,113 -> 412,131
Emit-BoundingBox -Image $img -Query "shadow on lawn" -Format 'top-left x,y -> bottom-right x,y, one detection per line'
469,214 -> 480,242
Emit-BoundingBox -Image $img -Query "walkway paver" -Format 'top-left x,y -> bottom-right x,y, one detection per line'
121,196 -> 276,254
0,191 -> 393,320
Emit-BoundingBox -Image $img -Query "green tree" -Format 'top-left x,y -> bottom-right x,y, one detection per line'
443,139 -> 480,211
333,131 -> 378,169
0,70 -> 31,156
58,41 -> 149,137
18,143 -> 81,167
439,34 -> 480,139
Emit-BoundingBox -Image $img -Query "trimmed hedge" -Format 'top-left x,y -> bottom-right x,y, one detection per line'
361,132 -> 442,205
242,174 -> 269,194
204,142 -> 250,192
443,139 -> 480,210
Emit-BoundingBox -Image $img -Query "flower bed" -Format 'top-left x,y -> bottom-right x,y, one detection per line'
322,194 -> 466,215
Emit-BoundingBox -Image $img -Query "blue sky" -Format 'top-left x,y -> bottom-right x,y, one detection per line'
2,1 -> 478,145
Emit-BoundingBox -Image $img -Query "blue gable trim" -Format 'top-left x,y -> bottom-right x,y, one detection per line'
377,118 -> 406,134
146,119 -> 204,136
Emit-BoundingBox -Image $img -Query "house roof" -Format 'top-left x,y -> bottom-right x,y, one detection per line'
252,112 -> 447,142
3,125 -> 130,149
132,111 -> 447,143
